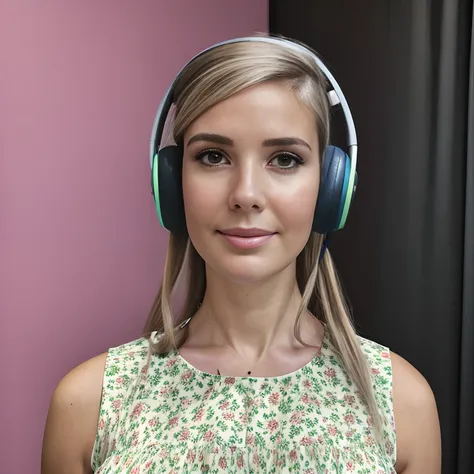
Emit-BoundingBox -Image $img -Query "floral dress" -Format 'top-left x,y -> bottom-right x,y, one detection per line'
91,329 -> 397,473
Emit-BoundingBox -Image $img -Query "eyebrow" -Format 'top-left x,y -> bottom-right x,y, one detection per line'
186,133 -> 312,151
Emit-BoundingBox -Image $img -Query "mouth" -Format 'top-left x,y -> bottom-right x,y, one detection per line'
217,228 -> 276,249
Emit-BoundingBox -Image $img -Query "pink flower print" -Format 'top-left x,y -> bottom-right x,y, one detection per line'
246,433 -> 255,446
213,446 -> 220,454
159,387 -> 169,396
237,454 -> 244,468
219,401 -> 230,411
204,430 -> 215,442
303,379 -> 311,389
327,425 -> 338,436
131,430 -> 139,447
345,430 -> 354,438
267,419 -> 279,432
317,436 -> 324,444
344,414 -> 355,425
113,455 -> 122,465
385,441 -> 394,456
181,398 -> 192,407
179,428 -> 190,441
124,456 -> 133,467
269,392 -> 280,405
145,461 -> 153,469
186,450 -> 196,463
98,418 -> 105,429
159,449 -> 167,459
311,396 -> 321,407
346,462 -> 354,472
372,367 -> 380,375
300,436 -> 314,446
381,351 -> 390,359
302,393 -> 310,404
194,408 -> 204,421
290,412 -> 302,425
223,412 -> 235,420
181,369 -> 193,381
225,377 -> 235,385
112,399 -> 122,410
365,435 -> 375,447
148,418 -> 157,427
344,394 -> 356,406
252,453 -> 260,466
165,358 -> 178,367
324,368 -> 336,378
116,377 -> 124,385
289,450 -> 298,462
131,403 -> 143,418
131,467 -> 140,474
168,416 -> 179,427
218,457 -> 227,469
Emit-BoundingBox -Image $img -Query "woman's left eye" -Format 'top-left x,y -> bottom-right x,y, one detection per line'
269,153 -> 304,170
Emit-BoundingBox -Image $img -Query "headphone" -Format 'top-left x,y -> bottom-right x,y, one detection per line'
149,36 -> 358,236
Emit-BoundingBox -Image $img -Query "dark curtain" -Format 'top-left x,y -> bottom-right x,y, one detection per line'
270,1 -> 474,473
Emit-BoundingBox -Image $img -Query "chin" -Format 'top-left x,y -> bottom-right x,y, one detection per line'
207,254 -> 294,285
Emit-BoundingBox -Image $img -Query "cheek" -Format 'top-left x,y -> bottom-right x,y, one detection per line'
276,180 -> 319,234
182,168 -> 221,231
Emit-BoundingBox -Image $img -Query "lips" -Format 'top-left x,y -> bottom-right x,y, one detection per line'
219,228 -> 274,237
217,228 -> 276,249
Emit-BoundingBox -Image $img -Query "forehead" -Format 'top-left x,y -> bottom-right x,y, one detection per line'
184,81 -> 318,146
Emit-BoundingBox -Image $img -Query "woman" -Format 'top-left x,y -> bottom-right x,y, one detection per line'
42,35 -> 441,474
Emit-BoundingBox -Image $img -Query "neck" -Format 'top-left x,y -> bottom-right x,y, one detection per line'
193,263 -> 308,358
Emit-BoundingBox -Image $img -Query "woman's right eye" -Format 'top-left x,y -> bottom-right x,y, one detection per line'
195,150 -> 229,167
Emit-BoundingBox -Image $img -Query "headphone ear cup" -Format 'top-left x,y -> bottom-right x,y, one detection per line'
313,145 -> 354,234
152,145 -> 186,233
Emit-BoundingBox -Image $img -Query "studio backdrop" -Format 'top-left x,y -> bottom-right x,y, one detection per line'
270,1 -> 474,473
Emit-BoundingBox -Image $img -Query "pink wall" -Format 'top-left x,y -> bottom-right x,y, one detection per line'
0,2 -> 268,472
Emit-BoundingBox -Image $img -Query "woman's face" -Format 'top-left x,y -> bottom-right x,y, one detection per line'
182,81 -> 321,283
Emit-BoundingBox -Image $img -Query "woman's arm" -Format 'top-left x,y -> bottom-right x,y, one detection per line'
392,352 -> 441,474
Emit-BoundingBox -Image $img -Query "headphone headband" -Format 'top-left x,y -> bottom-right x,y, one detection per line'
150,36 -> 358,169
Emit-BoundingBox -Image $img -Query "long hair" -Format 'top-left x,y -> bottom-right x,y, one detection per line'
142,36 -> 383,436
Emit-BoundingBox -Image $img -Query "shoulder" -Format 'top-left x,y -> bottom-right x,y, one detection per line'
390,351 -> 441,473
42,351 -> 108,473
42,335 -> 152,474
355,337 -> 441,473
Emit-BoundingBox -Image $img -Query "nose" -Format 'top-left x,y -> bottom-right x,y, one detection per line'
228,160 -> 266,212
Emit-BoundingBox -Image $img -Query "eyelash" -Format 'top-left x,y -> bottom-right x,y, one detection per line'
194,148 -> 305,172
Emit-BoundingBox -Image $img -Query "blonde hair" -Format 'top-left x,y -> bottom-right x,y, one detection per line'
142,36 -> 383,437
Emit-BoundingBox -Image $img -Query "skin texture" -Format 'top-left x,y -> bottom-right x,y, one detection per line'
41,81 -> 441,474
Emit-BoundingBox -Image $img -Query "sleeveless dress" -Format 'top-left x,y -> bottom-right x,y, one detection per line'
91,329 -> 397,473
